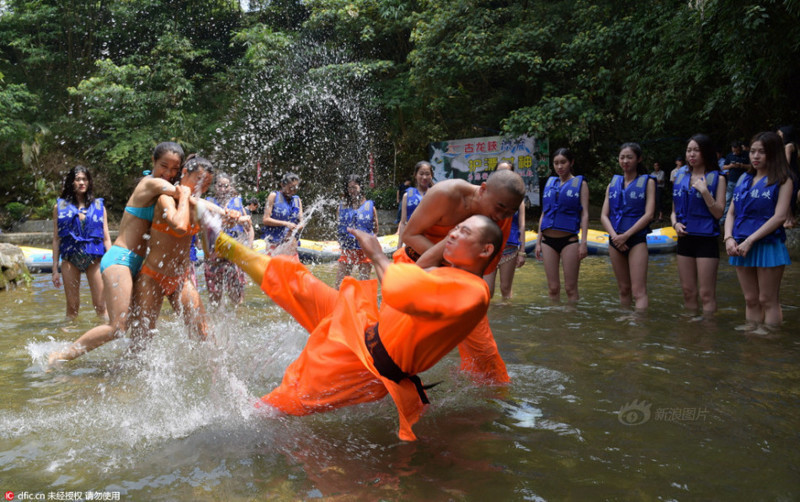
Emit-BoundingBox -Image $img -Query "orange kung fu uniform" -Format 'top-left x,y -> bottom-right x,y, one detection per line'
392,218 -> 512,385
257,256 -> 490,441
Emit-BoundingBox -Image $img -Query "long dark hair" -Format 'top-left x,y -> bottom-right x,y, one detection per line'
60,165 -> 94,205
688,133 -> 717,174
749,131 -> 789,186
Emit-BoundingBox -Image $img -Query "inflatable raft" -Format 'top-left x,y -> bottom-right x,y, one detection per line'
523,227 -> 678,256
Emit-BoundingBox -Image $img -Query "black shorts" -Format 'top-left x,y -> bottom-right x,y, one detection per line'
609,233 -> 647,256
676,235 -> 720,259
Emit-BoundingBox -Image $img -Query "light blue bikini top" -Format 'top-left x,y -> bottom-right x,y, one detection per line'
124,204 -> 155,222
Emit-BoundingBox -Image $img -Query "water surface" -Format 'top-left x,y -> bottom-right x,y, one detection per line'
2,255 -> 799,500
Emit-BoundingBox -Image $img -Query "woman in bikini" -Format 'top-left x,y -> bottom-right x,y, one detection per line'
51,165 -> 112,320
48,142 -> 185,365
534,149 -> 589,302
600,142 -> 656,311
129,155 -> 218,344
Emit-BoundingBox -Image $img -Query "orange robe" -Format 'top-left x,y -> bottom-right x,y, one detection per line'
258,256 -> 490,441
393,218 -> 512,384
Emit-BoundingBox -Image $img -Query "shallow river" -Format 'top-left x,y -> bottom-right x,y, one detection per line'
1,253 -> 799,500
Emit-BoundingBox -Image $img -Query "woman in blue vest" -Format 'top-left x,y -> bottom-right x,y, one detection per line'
600,142 -> 656,311
51,165 -> 112,320
724,131 -> 793,327
397,160 -> 434,248
482,161 -> 527,299
204,172 -> 252,306
262,172 -> 303,256
670,134 -> 727,315
335,174 -> 379,288
534,148 -> 589,302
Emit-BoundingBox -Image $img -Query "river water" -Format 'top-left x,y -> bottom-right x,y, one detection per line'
1,253 -> 799,500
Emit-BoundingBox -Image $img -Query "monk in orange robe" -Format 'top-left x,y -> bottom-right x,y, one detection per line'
198,205 -> 503,441
396,169 -> 526,384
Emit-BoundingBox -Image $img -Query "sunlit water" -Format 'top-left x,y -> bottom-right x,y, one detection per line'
2,255 -> 799,500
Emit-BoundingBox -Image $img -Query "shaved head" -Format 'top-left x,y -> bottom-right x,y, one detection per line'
473,215 -> 504,265
486,169 -> 525,202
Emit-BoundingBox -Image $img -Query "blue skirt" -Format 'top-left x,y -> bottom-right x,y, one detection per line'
728,239 -> 791,268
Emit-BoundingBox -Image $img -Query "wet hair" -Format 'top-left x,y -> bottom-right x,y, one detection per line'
620,142 -> 647,175
485,169 -> 526,202
553,147 -> 575,164
688,134 -> 717,174
749,131 -> 789,186
280,172 -> 300,186
60,165 -> 95,205
247,197 -> 259,206
183,153 -> 214,174
342,174 -> 363,204
153,141 -> 185,163
475,215 -> 504,266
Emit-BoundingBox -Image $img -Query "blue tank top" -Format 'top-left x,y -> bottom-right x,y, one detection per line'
608,174 -> 652,237
263,191 -> 301,243
57,198 -> 105,257
338,199 -> 375,250
540,175 -> 584,234
731,173 -> 786,243
405,187 -> 424,221
672,170 -> 722,236
206,195 -> 246,237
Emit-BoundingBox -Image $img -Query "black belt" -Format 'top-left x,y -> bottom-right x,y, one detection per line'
365,323 -> 437,404
404,246 -> 421,262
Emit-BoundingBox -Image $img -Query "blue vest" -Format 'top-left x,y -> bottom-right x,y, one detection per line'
338,199 -> 375,250
507,211 -> 522,247
608,174 -> 652,237
207,195 -> 246,237
405,187 -> 424,221
263,191 -> 301,243
672,170 -> 722,236
731,173 -> 786,243
540,175 -> 584,234
57,198 -> 105,257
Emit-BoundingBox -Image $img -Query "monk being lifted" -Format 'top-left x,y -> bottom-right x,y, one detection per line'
197,203 -> 503,441
397,168 -> 526,384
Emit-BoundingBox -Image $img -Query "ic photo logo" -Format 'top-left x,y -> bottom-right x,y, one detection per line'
617,399 -> 652,426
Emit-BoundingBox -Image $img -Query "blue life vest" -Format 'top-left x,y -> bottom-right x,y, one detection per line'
507,211 -> 522,247
338,199 -> 375,250
263,191 -> 301,243
672,170 -> 722,236
207,195 -> 246,237
57,198 -> 105,257
540,175 -> 584,234
608,174 -> 652,237
731,173 -> 786,243
405,187 -> 424,221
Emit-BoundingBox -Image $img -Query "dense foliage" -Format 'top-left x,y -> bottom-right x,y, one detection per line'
0,0 -> 798,224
